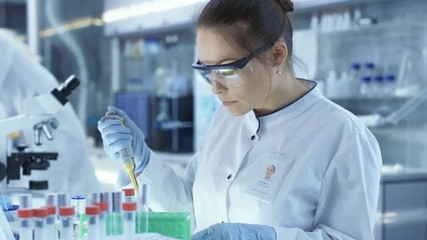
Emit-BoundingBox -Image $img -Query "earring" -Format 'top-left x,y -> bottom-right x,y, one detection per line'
276,70 -> 281,75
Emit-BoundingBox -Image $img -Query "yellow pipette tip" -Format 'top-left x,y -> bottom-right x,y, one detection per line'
124,161 -> 139,196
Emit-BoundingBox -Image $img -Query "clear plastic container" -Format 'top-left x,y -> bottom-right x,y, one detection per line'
17,208 -> 33,240
101,192 -> 114,236
364,62 -> 375,75
33,208 -> 48,240
384,74 -> 397,96
109,191 -> 124,236
372,75 -> 384,97
89,192 -> 101,205
71,195 -> 86,238
348,63 -> 361,97
18,194 -> 32,209
138,184 -> 150,233
94,202 -> 108,240
45,206 -> 57,240
122,188 -> 135,202
45,193 -> 58,216
86,205 -> 101,240
59,207 -> 75,240
136,212 -> 191,240
100,192 -> 112,212
122,202 -> 137,239
360,76 -> 372,97
57,193 -> 70,208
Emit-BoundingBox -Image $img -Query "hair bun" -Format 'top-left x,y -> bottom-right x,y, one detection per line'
278,0 -> 294,13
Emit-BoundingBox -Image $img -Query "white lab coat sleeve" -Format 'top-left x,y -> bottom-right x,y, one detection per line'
274,133 -> 382,240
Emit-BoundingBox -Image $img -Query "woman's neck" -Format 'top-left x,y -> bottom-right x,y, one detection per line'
254,74 -> 310,117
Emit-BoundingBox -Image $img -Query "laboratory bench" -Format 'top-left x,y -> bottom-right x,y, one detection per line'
382,168 -> 427,183
377,167 -> 427,240
90,148 -> 427,240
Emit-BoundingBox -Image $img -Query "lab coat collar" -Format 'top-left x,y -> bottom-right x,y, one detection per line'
243,108 -> 261,135
258,80 -> 321,129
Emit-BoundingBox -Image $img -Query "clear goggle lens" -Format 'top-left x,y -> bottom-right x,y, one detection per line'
199,63 -> 253,88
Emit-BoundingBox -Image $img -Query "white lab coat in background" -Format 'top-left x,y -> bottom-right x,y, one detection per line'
0,30 -> 99,197
119,81 -> 382,240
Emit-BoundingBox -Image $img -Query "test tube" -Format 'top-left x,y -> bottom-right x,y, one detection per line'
138,183 -> 149,233
17,208 -> 33,240
45,193 -> 57,206
45,193 -> 58,217
89,192 -> 101,205
18,194 -> 32,209
101,192 -> 113,236
71,195 -> 86,239
94,202 -> 108,240
112,191 -> 124,235
122,188 -> 135,202
33,208 -> 48,240
59,207 -> 75,240
45,206 -> 58,240
57,193 -> 70,207
86,205 -> 101,240
101,192 -> 113,212
122,202 -> 137,239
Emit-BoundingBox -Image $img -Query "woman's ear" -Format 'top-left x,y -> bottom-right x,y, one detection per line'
271,41 -> 288,67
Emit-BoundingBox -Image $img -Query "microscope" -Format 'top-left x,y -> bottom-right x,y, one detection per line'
0,75 -> 80,193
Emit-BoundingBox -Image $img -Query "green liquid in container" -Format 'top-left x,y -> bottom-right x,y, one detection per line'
105,212 -> 124,236
136,212 -> 191,240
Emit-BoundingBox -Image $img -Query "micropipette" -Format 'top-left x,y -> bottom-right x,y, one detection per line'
102,111 -> 139,197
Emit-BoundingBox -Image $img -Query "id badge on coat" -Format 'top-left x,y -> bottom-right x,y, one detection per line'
246,152 -> 293,203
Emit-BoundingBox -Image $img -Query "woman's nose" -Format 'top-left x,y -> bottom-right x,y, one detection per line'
211,79 -> 226,95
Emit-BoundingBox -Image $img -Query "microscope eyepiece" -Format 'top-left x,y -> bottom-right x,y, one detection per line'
51,74 -> 80,105
59,75 -> 80,97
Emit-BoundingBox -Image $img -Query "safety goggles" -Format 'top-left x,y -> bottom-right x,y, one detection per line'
192,43 -> 273,88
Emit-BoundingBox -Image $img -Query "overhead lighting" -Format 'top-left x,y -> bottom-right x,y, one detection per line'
39,17 -> 104,38
102,0 -> 208,23
294,0 -> 350,8
102,0 -> 350,24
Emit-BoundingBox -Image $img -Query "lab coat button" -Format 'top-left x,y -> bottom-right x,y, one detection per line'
227,174 -> 232,179
251,135 -> 256,140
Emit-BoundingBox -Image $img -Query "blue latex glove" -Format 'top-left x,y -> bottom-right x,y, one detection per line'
97,106 -> 150,173
192,223 -> 277,240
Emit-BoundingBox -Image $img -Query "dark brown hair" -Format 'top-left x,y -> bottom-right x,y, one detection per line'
197,0 -> 294,66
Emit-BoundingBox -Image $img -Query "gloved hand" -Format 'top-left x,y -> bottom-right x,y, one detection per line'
97,106 -> 150,173
192,223 -> 277,240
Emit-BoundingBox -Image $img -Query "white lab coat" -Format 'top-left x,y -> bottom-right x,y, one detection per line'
119,81 -> 382,240
0,30 -> 99,197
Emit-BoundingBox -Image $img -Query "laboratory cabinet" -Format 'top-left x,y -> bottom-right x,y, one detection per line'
313,20 -> 427,169
310,18 -> 427,240
378,174 -> 427,240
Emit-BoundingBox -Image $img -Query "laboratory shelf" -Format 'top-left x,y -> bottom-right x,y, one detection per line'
330,96 -> 409,116
382,168 -> 427,183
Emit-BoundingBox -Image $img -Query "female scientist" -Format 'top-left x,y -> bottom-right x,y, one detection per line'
98,0 -> 382,239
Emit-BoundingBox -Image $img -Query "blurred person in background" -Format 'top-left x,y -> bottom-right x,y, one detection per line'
0,28 -> 99,197
98,0 -> 382,239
